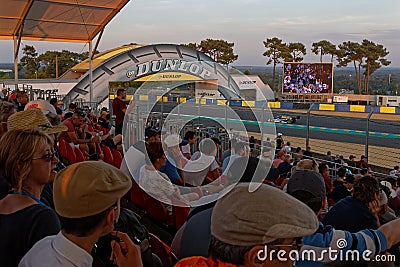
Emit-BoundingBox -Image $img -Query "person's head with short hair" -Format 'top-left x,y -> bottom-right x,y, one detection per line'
209,183 -> 319,266
318,162 -> 329,176
198,138 -> 216,156
385,177 -> 397,190
295,147 -> 302,153
284,154 -> 292,163
394,166 -> 399,171
68,103 -> 77,110
0,129 -> 56,192
327,150 -> 331,156
286,141 -> 291,146
71,110 -> 86,127
144,142 -> 166,169
277,150 -> 285,159
184,130 -> 197,145
17,91 -> 28,105
294,159 -> 319,173
234,141 -> 250,157
145,126 -> 161,143
352,175 -> 380,205
359,168 -> 369,176
343,174 -> 355,190
116,89 -> 126,100
225,156 -> 270,185
349,155 -> 356,161
287,170 -> 327,214
54,161 -> 132,238
337,167 -> 347,179
0,100 -> 16,138
49,97 -> 58,107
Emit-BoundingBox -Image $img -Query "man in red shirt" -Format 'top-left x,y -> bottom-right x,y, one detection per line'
112,89 -> 127,136
59,111 -> 100,155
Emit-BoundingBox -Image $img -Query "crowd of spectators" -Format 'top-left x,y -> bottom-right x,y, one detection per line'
2,89 -> 400,267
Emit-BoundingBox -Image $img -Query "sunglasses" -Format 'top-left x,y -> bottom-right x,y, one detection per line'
32,152 -> 56,162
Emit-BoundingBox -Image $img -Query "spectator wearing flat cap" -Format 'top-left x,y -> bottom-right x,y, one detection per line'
173,157 -> 273,260
19,161 -> 142,267
287,169 -> 400,267
175,183 -> 319,267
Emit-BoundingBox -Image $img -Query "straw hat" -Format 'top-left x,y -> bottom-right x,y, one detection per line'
7,108 -> 67,135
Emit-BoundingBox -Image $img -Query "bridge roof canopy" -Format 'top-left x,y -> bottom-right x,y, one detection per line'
0,0 -> 129,42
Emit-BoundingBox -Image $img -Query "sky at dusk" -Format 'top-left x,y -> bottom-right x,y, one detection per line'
0,0 -> 399,67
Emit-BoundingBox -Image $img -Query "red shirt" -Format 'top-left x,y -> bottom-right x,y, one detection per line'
112,97 -> 126,125
59,118 -> 78,143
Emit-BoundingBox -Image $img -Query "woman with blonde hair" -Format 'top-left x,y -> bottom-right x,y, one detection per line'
0,129 -> 61,266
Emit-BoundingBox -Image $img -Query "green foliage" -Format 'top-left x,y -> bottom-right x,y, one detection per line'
336,40 -> 391,94
243,70 -> 251,75
287,42 -> 307,62
182,43 -> 199,50
262,37 -> 291,90
0,73 -> 12,79
311,40 -> 337,62
19,45 -> 39,78
38,50 -> 89,78
196,39 -> 238,65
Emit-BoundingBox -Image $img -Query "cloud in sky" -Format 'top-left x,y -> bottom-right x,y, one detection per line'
0,0 -> 398,66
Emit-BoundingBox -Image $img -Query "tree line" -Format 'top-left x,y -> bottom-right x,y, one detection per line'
17,38 -> 391,95
18,45 -> 92,79
262,37 -> 391,94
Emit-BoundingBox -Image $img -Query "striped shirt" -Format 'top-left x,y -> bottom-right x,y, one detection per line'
295,222 -> 387,267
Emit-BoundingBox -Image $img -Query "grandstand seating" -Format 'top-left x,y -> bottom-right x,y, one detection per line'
145,195 -> 174,227
130,180 -> 147,209
74,147 -> 86,162
57,138 -> 68,159
112,148 -> 123,168
65,141 -> 77,164
102,144 -> 114,165
149,232 -> 177,267
171,197 -> 190,230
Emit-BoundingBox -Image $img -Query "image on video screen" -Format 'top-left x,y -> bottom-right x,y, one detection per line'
282,62 -> 333,94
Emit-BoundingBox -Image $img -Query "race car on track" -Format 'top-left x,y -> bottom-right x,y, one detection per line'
274,115 -> 299,124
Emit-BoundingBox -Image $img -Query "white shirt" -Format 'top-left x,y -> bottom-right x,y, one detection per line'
19,232 -> 92,267
181,144 -> 191,156
139,166 -> 176,213
282,145 -> 291,154
182,152 -> 219,186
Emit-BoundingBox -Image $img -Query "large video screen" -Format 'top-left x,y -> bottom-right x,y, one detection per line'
282,62 -> 333,94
